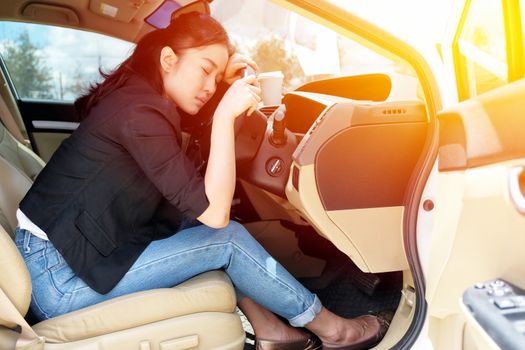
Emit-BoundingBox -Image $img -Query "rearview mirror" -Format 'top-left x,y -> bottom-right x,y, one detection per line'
145,0 -> 210,29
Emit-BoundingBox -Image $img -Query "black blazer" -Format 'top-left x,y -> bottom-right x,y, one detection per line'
20,76 -> 209,294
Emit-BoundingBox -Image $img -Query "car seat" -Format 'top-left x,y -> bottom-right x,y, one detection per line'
0,122 -> 245,349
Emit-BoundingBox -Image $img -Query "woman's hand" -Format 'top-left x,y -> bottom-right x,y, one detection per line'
223,53 -> 259,85
216,75 -> 261,121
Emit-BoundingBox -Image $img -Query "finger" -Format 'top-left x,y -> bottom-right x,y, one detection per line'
231,53 -> 255,67
245,90 -> 260,103
230,53 -> 244,63
230,62 -> 247,73
243,74 -> 258,85
247,84 -> 261,96
242,57 -> 259,73
245,79 -> 261,93
249,89 -> 261,102
247,62 -> 259,74
246,93 -> 259,116
251,93 -> 260,108
249,99 -> 259,115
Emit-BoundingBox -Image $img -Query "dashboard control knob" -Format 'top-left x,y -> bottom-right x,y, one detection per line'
266,157 -> 284,177
491,280 -> 506,289
493,289 -> 507,297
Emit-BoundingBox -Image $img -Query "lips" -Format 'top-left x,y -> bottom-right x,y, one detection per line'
195,96 -> 207,106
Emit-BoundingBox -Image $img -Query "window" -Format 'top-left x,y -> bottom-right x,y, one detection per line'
210,0 -> 416,100
0,22 -> 134,101
457,0 -> 507,98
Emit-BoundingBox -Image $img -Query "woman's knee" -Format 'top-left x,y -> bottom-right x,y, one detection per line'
218,220 -> 253,244
219,220 -> 247,235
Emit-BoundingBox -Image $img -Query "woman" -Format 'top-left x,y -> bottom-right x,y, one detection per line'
15,12 -> 387,350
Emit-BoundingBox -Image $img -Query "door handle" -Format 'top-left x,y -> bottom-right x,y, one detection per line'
508,166 -> 525,215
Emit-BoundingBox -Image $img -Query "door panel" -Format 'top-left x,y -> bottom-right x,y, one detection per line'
18,100 -> 78,162
462,305 -> 501,350
427,78 -> 525,349
462,278 -> 525,350
427,162 -> 525,314
18,100 -> 78,125
32,132 -> 72,163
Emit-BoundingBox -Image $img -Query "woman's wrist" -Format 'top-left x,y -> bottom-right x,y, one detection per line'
213,107 -> 237,124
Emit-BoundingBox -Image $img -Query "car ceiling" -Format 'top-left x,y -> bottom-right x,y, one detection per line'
0,0 -> 186,43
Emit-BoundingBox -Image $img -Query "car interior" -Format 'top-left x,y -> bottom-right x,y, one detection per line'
0,0 -> 436,349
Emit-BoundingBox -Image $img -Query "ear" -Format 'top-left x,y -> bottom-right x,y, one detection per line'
160,46 -> 178,73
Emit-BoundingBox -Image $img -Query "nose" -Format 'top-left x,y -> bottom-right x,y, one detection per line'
203,76 -> 216,95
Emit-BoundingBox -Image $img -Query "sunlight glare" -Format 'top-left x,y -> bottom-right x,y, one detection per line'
327,0 -> 457,50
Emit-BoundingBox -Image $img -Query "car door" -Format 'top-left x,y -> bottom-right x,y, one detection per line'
0,21 -> 134,162
424,0 -> 525,349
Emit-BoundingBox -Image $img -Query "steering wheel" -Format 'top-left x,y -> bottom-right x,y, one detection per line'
234,107 -> 298,198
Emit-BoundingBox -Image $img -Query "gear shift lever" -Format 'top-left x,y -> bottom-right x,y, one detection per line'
270,105 -> 287,146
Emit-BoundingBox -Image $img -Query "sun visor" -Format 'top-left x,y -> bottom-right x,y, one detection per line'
88,0 -> 164,23
21,3 -> 80,26
145,0 -> 211,29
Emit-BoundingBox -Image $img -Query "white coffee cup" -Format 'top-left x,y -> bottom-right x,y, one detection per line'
257,71 -> 284,106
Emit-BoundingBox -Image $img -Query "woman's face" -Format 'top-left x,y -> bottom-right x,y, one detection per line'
160,43 -> 229,115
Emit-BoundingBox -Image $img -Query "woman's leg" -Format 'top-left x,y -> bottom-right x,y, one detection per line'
24,221 -> 321,323
19,221 -> 386,348
238,296 -> 309,342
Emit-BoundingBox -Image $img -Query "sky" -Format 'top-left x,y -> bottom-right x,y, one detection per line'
0,22 -> 48,44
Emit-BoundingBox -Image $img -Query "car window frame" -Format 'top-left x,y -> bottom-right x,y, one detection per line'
452,0 -> 524,101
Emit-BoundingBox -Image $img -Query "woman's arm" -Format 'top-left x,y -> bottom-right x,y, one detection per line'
197,75 -> 260,228
197,111 -> 236,228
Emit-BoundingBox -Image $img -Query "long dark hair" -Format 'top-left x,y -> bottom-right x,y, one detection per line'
75,12 -> 233,119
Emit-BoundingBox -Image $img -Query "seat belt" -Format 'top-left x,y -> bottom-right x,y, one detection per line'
0,95 -> 27,145
0,288 -> 44,350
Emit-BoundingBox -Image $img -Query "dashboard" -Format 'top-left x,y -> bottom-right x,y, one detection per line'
235,73 -> 429,273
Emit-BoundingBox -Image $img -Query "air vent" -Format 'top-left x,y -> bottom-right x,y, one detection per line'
259,105 -> 279,118
382,108 -> 407,115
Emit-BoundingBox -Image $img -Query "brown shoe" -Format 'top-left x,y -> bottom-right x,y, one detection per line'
322,315 -> 389,350
256,333 -> 322,350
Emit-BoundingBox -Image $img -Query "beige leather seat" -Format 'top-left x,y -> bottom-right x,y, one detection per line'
0,123 -> 44,236
0,123 -> 44,181
0,123 -> 245,349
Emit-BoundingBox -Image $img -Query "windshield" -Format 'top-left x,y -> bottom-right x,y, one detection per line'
326,0 -> 457,50
211,0 -> 417,99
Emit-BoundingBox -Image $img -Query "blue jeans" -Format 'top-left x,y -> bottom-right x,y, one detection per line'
15,221 -> 321,326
